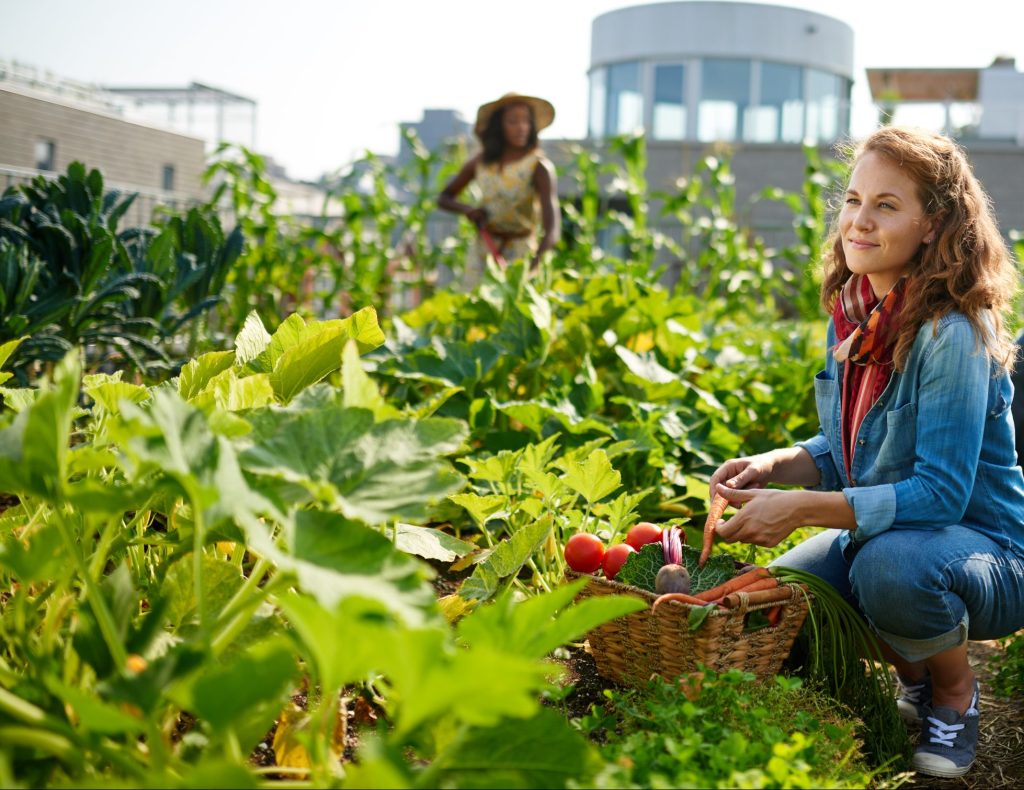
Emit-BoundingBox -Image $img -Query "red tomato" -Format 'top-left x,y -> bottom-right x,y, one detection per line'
625,522 -> 663,551
602,543 -> 636,580
564,533 -> 606,573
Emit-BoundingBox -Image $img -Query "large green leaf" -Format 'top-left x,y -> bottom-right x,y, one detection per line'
185,637 -> 298,735
160,555 -> 246,631
83,371 -> 149,414
0,337 -> 24,386
342,338 -> 400,419
114,389 -> 267,533
615,345 -> 689,401
268,308 -> 386,402
557,449 -> 621,505
179,351 -> 236,401
429,707 -> 601,789
241,406 -> 466,525
191,368 -> 275,412
496,401 -> 611,437
46,680 -> 146,736
275,592 -> 402,693
389,523 -> 476,562
386,338 -> 502,391
238,509 -> 436,626
459,516 -> 552,602
0,520 -> 67,582
0,350 -> 79,500
449,493 -> 507,529
233,310 -> 272,366
386,632 -> 550,739
457,579 -> 645,661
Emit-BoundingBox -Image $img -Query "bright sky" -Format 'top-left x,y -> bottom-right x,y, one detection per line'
1,0 -> 1020,181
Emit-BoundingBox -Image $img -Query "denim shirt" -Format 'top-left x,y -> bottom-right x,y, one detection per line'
796,311 -> 1024,554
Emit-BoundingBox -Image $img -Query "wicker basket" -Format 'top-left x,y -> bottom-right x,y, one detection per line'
568,569 -> 810,686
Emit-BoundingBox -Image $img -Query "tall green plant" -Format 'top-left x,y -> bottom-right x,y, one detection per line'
758,142 -> 849,320
0,163 -> 239,381
0,309 -> 643,787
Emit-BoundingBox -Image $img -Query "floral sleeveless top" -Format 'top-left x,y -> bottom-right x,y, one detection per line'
474,149 -> 551,237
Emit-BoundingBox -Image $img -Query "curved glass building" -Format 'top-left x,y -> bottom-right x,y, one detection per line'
588,1 -> 854,145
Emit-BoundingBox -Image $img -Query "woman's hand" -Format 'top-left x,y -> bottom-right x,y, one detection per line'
465,206 -> 488,227
708,454 -> 776,499
712,484 -> 803,548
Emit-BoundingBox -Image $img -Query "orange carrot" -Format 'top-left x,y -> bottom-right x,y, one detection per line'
694,566 -> 771,602
720,579 -> 784,609
730,576 -> 780,595
652,592 -> 718,612
699,493 -> 729,568
766,606 -> 783,626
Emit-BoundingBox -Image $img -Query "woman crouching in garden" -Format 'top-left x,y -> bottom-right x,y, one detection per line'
709,125 -> 1024,778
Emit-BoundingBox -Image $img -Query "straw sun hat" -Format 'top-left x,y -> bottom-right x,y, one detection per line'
474,92 -> 555,138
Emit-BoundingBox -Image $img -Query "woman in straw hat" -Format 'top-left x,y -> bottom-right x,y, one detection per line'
438,92 -> 561,287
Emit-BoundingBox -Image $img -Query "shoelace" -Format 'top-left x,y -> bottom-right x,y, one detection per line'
926,716 -> 965,747
899,680 -> 926,703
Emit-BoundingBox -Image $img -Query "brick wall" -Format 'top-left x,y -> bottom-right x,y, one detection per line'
0,85 -> 206,199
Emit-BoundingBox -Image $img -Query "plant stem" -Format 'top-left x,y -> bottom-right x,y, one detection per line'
52,506 -> 128,669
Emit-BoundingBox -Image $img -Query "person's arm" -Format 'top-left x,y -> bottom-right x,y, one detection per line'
709,446 -> 855,548
713,486 -> 856,548
438,155 -> 486,226
710,445 -> 822,493
843,318 -> 989,541
531,157 -> 560,267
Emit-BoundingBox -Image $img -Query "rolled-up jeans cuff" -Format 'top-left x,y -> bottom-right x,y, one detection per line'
872,614 -> 969,663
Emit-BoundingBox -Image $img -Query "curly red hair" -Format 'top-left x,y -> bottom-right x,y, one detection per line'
820,126 -> 1019,371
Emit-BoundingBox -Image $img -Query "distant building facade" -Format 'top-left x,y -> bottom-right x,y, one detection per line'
0,60 -> 209,224
565,2 -> 1024,244
398,109 -> 471,166
587,1 -> 854,146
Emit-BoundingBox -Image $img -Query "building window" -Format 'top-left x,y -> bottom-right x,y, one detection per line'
699,59 -> 751,142
588,67 -> 607,138
35,139 -> 56,171
746,62 -> 804,143
606,61 -> 643,136
806,69 -> 844,144
653,64 -> 687,140
162,165 -> 175,192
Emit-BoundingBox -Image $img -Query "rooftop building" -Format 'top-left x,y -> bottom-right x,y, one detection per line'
587,1 -> 854,145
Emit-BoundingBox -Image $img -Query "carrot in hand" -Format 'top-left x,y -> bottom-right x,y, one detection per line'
694,566 -> 771,602
699,493 -> 729,568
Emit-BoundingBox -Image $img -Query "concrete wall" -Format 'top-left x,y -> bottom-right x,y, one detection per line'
544,137 -> 1024,242
978,64 -> 1024,144
0,84 -> 206,198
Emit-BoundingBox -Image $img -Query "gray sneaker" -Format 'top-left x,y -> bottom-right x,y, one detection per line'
911,679 -> 980,778
896,674 -> 932,726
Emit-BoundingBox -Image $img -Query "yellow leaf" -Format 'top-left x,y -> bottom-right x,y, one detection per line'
438,594 -> 475,623
272,700 -> 347,775
273,703 -> 312,774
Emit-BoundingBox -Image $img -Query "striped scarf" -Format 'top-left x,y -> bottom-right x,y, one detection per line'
832,275 -> 906,478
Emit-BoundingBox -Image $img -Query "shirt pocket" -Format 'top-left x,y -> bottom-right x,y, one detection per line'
813,369 -> 837,432
872,402 -> 918,474
988,375 -> 1011,420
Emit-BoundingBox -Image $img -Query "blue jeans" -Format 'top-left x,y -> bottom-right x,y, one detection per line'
770,528 -> 1024,662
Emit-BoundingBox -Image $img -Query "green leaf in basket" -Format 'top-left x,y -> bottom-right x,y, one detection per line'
615,542 -> 740,594
614,542 -> 663,591
680,544 -> 735,595
687,604 -> 714,632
